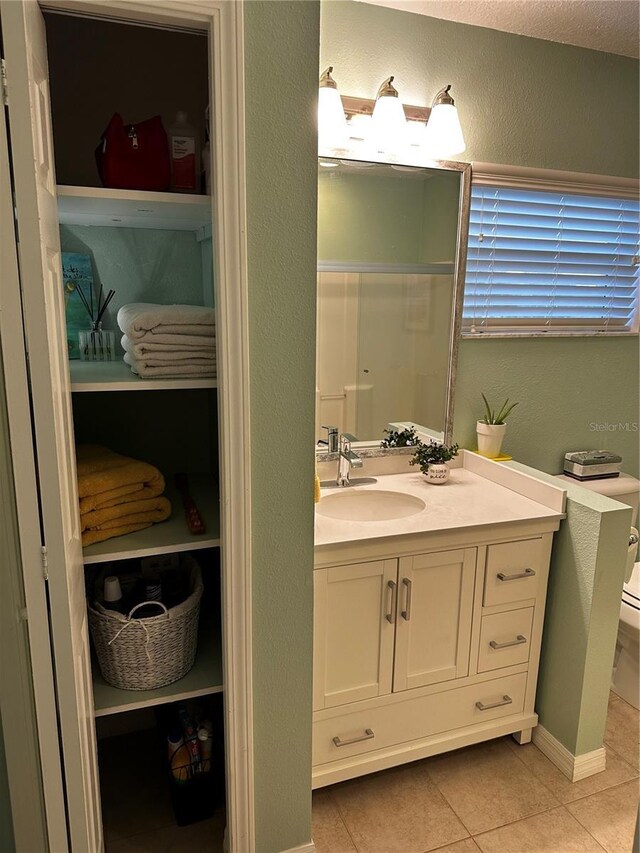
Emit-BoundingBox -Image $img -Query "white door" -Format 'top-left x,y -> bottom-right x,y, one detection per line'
0,57 -> 69,852
1,2 -> 102,850
394,548 -> 476,691
313,560 -> 397,710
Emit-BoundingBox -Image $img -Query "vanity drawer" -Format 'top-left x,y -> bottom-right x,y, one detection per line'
312,672 -> 527,766
484,539 -> 542,607
478,608 -> 534,673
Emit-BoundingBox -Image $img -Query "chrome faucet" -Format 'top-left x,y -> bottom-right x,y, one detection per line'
337,433 -> 363,486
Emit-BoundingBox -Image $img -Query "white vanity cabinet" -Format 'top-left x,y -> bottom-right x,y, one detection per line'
312,461 -> 563,789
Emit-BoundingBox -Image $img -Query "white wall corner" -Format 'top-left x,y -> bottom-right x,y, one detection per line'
532,725 -> 607,782
279,842 -> 316,853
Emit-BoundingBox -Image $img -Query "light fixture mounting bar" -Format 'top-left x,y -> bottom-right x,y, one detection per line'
341,95 -> 431,124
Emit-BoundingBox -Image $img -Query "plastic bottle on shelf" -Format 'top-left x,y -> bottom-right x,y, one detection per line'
168,111 -> 198,194
197,719 -> 213,773
102,576 -> 125,613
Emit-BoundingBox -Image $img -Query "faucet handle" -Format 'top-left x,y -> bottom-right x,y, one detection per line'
322,425 -> 339,453
340,432 -> 358,444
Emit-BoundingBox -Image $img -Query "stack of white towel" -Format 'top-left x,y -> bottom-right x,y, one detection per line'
117,303 -> 216,379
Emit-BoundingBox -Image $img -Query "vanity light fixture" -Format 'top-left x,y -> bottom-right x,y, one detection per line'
318,66 -> 348,150
317,68 -> 467,163
370,76 -> 407,153
423,84 -> 466,158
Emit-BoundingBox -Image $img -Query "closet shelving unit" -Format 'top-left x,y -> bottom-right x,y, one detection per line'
59,183 -> 224,722
2,3 -> 250,849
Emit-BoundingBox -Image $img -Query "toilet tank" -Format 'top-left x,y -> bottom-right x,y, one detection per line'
555,472 -> 640,527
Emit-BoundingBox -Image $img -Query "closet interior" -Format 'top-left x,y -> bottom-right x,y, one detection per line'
43,10 -> 226,847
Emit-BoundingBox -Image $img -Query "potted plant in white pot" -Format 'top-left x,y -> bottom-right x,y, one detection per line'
477,393 -> 519,458
410,441 -> 459,484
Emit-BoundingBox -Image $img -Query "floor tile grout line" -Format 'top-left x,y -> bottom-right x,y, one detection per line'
507,732 -> 639,807
603,733 -> 639,772
566,778 -> 640,853
470,803 -> 608,852
423,743 -> 563,836
325,786 -> 363,853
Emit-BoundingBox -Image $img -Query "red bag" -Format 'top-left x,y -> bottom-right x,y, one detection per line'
95,114 -> 170,191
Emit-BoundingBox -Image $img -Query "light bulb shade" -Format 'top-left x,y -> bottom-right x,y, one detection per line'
370,93 -> 407,154
423,102 -> 465,158
318,85 -> 348,150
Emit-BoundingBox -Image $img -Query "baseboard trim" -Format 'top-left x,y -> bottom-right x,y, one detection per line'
532,725 -> 607,782
280,843 -> 316,853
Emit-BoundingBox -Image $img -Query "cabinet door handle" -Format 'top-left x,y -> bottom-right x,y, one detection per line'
385,580 -> 397,623
333,728 -> 374,747
475,694 -> 513,711
490,634 -> 527,650
401,577 -> 412,621
497,568 -> 535,582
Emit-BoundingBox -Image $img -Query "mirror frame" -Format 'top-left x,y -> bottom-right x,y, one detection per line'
317,157 -> 472,447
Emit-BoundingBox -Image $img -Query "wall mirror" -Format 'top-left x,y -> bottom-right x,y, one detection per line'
316,157 -> 471,448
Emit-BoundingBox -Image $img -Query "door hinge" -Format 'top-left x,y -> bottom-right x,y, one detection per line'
1,59 -> 7,107
41,545 -> 49,581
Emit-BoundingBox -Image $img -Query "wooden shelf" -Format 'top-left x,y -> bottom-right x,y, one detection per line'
57,185 -> 211,232
70,360 -> 217,392
82,475 -> 220,565
92,621 -> 222,717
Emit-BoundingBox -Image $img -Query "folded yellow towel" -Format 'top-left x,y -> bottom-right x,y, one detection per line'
76,445 -> 164,505
79,481 -> 166,514
80,496 -> 172,533
82,522 -> 153,547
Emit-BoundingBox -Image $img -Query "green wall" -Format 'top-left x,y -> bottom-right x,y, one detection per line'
320,0 -> 639,760
321,0 -> 639,479
321,1 -> 639,176
507,462 -> 633,754
244,2 -> 319,851
318,167 -> 459,264
455,336 -> 640,478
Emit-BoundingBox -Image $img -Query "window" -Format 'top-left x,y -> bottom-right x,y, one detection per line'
463,183 -> 640,335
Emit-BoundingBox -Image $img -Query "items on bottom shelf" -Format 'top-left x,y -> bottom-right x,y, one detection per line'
77,444 -> 172,546
117,303 -> 216,379
88,552 -> 203,691
157,696 -> 225,825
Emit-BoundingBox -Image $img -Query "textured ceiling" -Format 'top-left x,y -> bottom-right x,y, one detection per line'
358,0 -> 640,58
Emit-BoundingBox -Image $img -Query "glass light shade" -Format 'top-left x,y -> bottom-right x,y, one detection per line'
370,94 -> 407,154
423,102 -> 465,158
318,86 -> 348,150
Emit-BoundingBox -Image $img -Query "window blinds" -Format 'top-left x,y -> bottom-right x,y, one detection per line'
463,185 -> 640,334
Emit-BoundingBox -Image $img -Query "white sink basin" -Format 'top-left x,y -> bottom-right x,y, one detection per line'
317,490 -> 426,522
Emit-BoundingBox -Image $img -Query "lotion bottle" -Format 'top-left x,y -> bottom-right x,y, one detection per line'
168,111 -> 198,193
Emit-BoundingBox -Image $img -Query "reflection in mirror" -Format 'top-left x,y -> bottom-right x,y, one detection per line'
316,158 -> 470,447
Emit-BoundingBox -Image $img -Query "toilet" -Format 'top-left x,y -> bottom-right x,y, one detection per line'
555,472 -> 640,709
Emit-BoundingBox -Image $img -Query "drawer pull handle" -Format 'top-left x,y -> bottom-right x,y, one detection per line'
401,577 -> 412,621
476,694 -> 513,711
497,568 -> 536,582
333,728 -> 375,748
386,580 -> 397,624
490,634 -> 527,650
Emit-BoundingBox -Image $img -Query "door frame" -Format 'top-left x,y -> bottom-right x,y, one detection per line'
0,85 -> 68,853
13,0 -> 254,849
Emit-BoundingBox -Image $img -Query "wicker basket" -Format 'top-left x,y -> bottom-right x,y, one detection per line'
89,556 -> 203,691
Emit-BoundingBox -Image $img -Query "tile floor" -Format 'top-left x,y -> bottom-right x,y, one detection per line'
101,693 -> 638,852
313,693 -> 640,853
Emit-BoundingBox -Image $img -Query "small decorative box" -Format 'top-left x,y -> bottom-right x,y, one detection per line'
563,450 -> 622,481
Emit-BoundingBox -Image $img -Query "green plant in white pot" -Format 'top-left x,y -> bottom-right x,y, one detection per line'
477,394 -> 519,458
410,441 -> 459,484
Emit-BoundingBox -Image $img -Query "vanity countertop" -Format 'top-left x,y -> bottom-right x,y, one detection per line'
315,453 -> 566,550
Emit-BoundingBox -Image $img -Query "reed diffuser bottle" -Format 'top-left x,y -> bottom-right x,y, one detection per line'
77,284 -> 116,362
